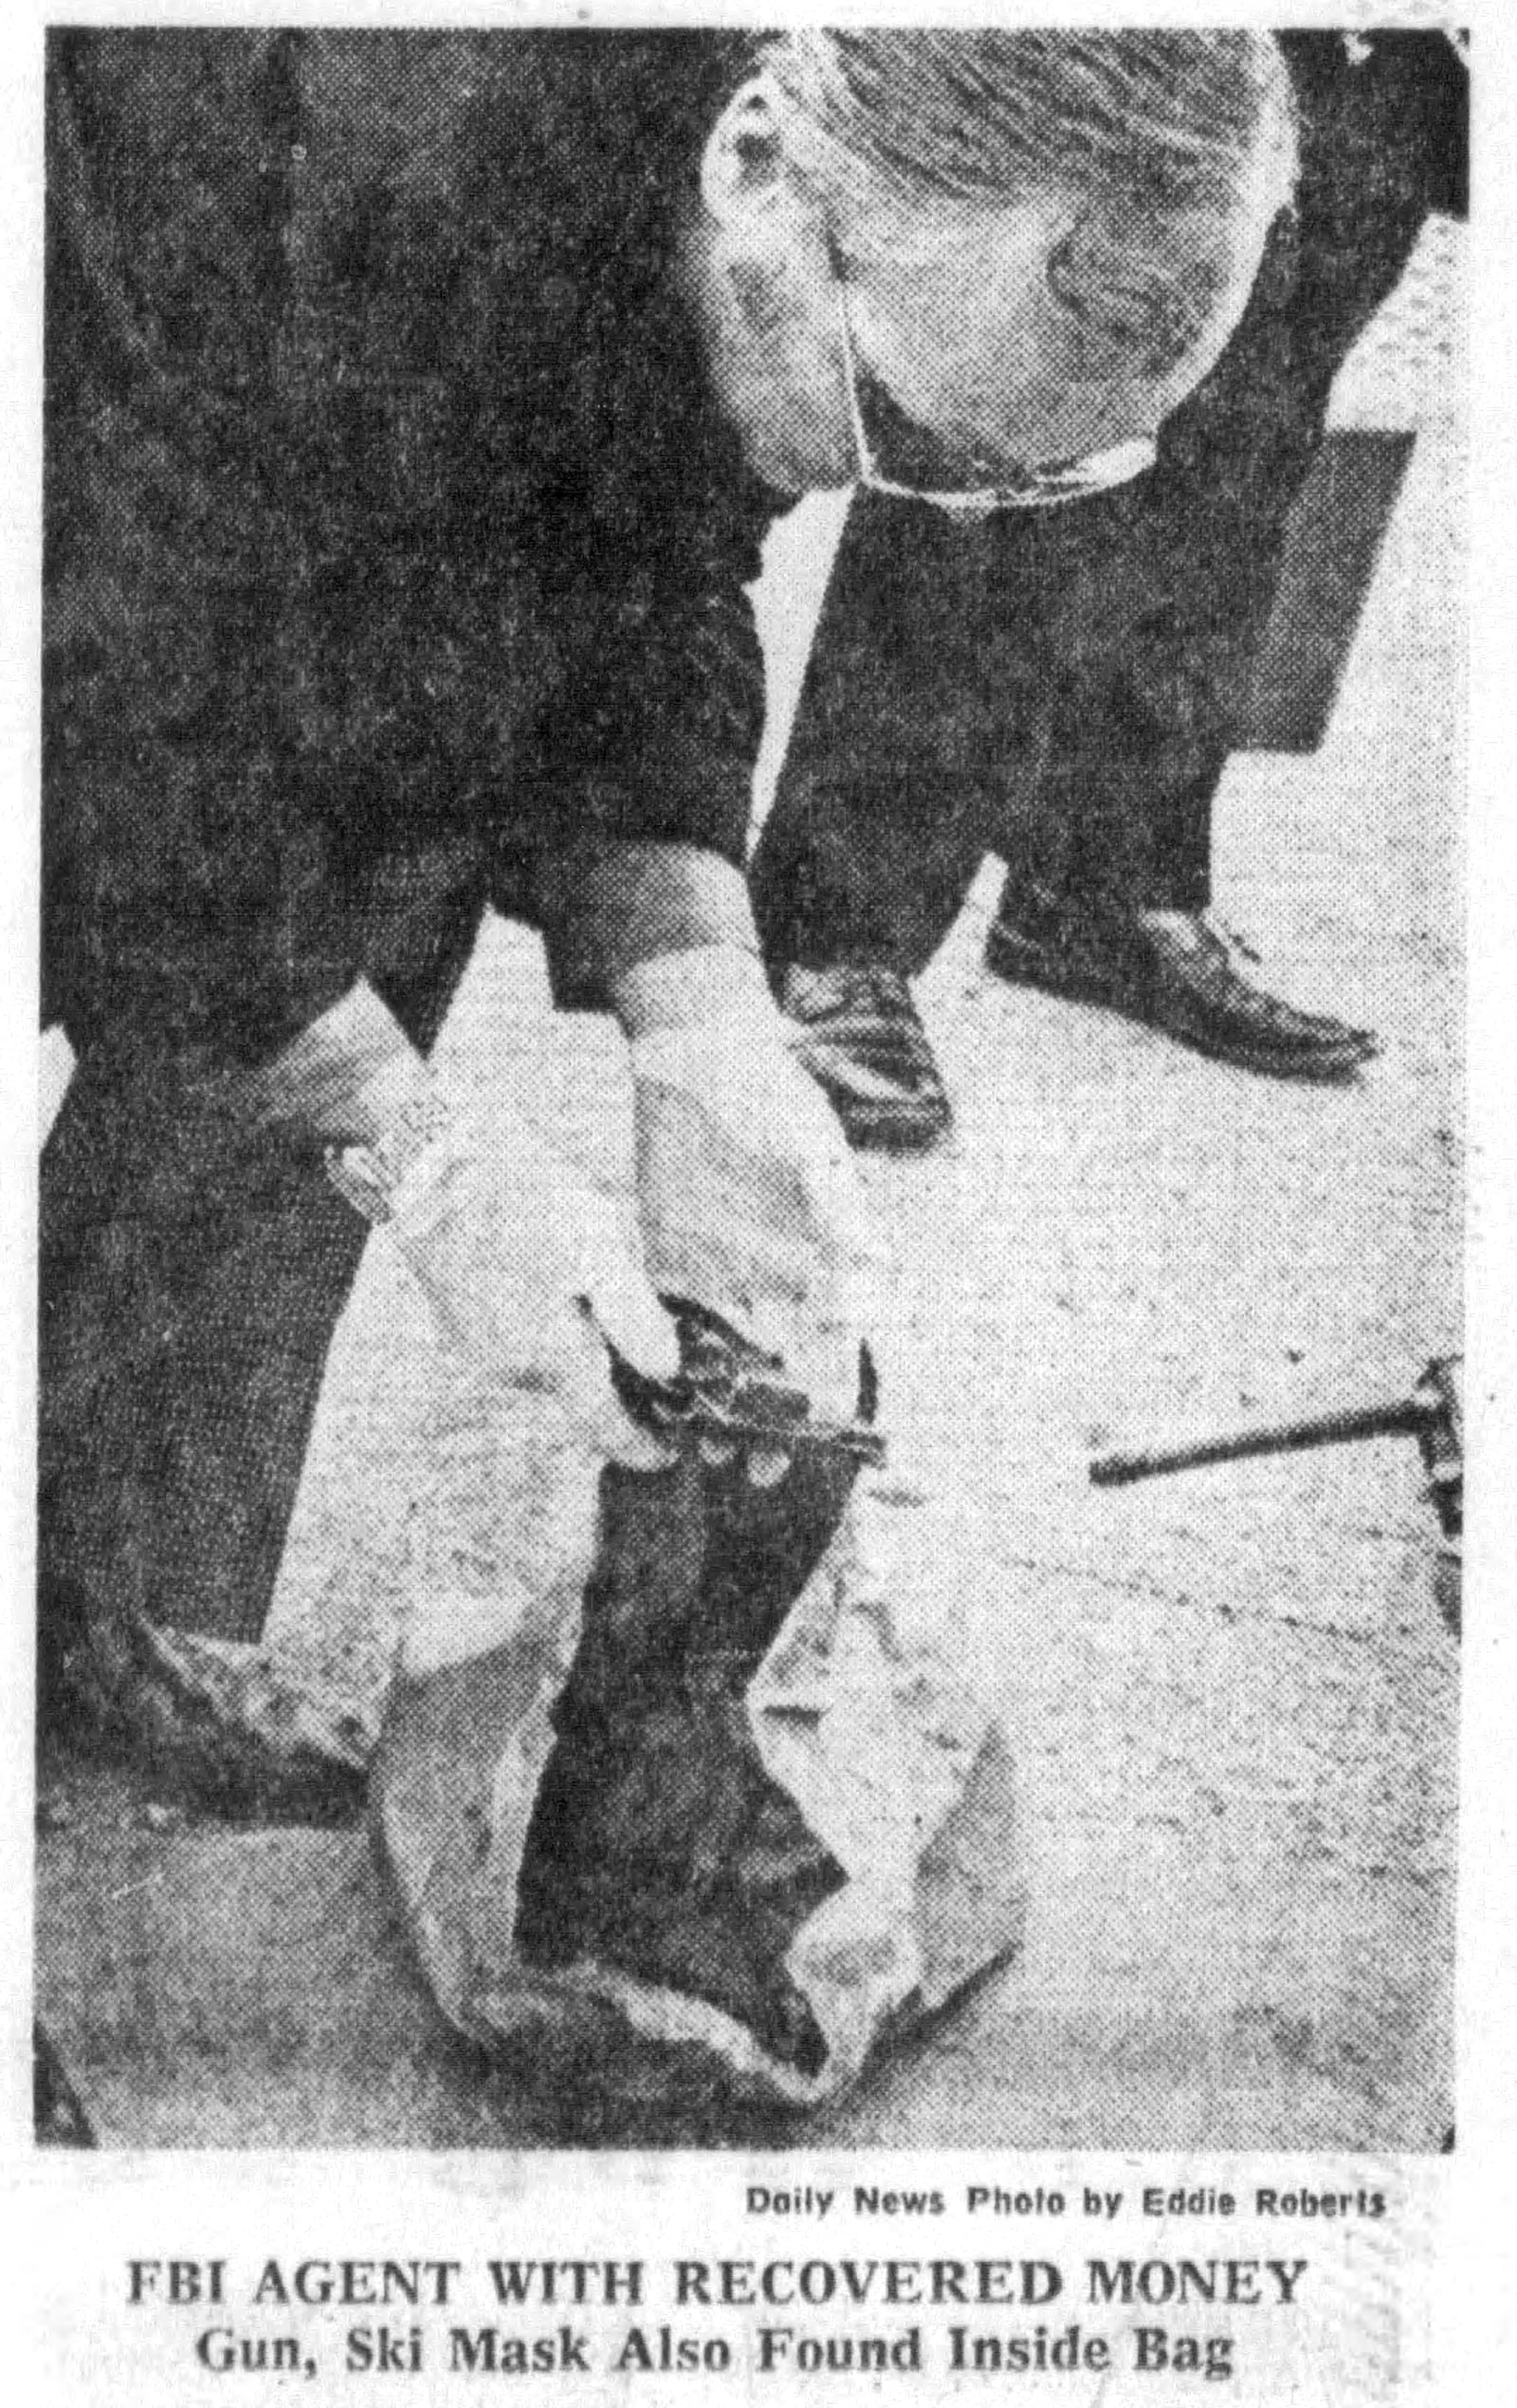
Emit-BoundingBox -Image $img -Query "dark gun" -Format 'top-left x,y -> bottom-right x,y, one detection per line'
608,1299 -> 886,1468
1090,1356 -> 1462,1632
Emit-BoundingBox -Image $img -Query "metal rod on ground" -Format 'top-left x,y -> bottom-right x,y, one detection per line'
1089,1396 -> 1435,1488
1087,1357 -> 1461,1638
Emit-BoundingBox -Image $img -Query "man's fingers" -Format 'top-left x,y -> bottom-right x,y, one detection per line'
256,980 -> 428,1144
577,1243 -> 684,1387
557,1305 -> 678,1471
631,1048 -> 882,1444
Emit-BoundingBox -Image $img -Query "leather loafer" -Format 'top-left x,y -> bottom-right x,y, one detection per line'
781,964 -> 953,1153
986,887 -> 1378,1082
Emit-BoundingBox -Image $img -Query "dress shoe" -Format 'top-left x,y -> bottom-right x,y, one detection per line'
986,888 -> 1377,1081
780,964 -> 953,1153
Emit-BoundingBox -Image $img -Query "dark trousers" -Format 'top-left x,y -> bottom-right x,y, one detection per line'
749,482 -> 1241,980
752,33 -> 1462,981
749,424 -> 1320,981
39,837 -> 491,1723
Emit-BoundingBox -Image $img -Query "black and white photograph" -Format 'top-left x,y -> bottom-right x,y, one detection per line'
9,2 -> 1508,2398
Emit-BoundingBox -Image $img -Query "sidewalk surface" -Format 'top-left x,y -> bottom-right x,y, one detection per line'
36,226 -> 1464,2152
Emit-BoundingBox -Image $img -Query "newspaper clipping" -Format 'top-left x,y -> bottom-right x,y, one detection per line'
9,3 -> 1510,2400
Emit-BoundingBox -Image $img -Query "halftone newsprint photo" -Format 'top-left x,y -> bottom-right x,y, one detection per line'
5,1 -> 1512,2400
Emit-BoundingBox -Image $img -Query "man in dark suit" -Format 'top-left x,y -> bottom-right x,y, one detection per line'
41,29 -> 1294,1737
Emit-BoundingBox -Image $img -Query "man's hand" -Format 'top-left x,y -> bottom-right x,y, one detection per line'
251,978 -> 428,1147
265,981 -> 682,1468
378,1098 -> 686,1471
619,947 -> 878,1431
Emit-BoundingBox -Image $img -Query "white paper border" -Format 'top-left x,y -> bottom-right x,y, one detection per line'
3,7 -> 1510,2402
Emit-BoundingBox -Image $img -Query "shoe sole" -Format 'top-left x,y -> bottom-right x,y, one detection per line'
986,929 -> 1376,1085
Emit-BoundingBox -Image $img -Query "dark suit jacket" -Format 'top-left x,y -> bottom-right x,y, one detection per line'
44,28 -> 773,1054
